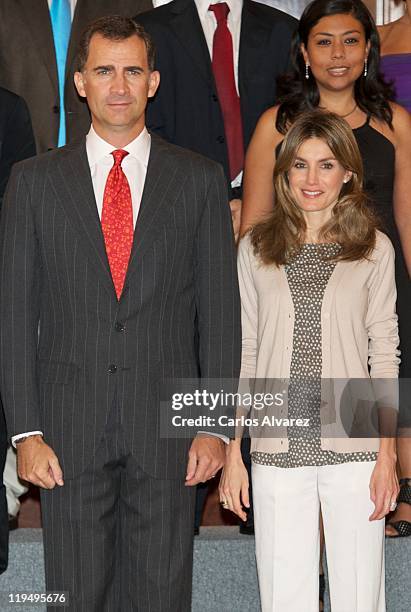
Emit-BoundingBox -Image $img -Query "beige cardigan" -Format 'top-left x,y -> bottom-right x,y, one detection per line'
238,231 -> 400,454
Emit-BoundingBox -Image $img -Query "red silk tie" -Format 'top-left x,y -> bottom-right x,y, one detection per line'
101,149 -> 134,299
209,2 -> 244,181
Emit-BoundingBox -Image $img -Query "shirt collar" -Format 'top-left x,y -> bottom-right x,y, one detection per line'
86,125 -> 151,168
194,0 -> 243,22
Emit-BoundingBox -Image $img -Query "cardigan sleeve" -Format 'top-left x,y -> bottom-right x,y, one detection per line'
237,236 -> 258,380
366,232 -> 401,379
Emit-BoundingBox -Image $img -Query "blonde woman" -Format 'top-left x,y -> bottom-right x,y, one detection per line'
220,111 -> 399,612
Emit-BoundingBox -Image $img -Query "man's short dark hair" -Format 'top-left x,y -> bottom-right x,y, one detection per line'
77,15 -> 155,72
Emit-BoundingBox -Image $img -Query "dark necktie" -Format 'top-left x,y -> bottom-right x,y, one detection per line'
209,2 -> 244,181
101,150 -> 134,299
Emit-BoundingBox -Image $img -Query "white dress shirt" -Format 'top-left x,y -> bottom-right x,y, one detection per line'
47,0 -> 77,19
87,125 -> 151,227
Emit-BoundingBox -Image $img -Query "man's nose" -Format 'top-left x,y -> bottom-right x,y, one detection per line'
110,72 -> 129,94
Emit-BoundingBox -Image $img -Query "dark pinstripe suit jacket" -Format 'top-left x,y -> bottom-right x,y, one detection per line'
0,134 -> 241,480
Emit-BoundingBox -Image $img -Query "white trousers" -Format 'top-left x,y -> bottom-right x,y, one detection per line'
252,461 -> 385,612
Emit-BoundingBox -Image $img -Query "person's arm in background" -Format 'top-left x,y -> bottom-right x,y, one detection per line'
0,93 -> 36,212
392,103 -> 411,276
240,106 -> 283,237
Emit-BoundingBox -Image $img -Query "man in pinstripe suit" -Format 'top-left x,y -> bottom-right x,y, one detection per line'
0,16 -> 240,611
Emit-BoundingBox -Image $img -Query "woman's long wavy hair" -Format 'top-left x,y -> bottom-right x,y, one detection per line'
251,111 -> 378,266
276,0 -> 394,134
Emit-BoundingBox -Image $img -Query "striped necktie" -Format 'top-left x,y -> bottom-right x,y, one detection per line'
50,0 -> 71,147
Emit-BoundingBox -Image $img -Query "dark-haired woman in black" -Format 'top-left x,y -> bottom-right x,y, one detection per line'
240,0 -> 411,552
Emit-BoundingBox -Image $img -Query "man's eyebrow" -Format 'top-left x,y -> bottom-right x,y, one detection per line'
124,65 -> 144,72
92,64 -> 144,72
92,65 -> 114,72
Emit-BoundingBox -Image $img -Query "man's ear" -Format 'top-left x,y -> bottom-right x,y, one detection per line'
148,70 -> 160,99
74,71 -> 87,99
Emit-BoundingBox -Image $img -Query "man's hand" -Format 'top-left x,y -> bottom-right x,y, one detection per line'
229,198 -> 242,243
16,435 -> 64,489
185,435 -> 225,486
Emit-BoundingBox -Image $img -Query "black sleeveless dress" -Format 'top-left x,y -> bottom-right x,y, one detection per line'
354,119 -> 410,427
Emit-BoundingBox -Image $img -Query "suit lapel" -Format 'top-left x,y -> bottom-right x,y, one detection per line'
16,0 -> 58,95
50,140 -> 116,298
168,0 -> 213,86
238,0 -> 272,100
124,135 -> 188,285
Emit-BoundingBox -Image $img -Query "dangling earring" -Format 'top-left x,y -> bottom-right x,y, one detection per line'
363,58 -> 368,77
305,63 -> 310,80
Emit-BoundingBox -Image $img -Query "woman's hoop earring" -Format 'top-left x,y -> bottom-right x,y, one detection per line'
363,58 -> 368,77
305,63 -> 310,80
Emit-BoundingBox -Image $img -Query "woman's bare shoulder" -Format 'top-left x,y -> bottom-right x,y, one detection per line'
251,106 -> 282,147
389,102 -> 411,145
256,105 -> 280,131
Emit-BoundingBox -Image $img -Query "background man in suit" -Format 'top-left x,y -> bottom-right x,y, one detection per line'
0,87 -> 36,210
137,0 -> 296,533
136,0 -> 296,238
0,0 -> 152,153
153,0 -> 306,18
0,16 -> 240,610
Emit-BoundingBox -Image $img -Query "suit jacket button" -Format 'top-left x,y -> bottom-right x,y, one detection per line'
217,135 -> 225,144
115,322 -> 125,332
108,364 -> 117,374
52,105 -> 60,114
212,94 -> 218,102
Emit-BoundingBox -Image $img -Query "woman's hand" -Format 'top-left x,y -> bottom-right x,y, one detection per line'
219,442 -> 250,522
369,453 -> 399,521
